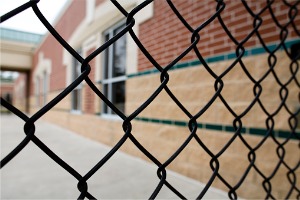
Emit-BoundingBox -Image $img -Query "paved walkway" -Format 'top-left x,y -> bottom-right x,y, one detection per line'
1,114 -> 227,199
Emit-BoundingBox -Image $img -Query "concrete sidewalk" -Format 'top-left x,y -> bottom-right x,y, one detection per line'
1,114 -> 227,199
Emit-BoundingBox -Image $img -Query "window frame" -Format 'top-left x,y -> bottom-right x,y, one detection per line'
71,49 -> 83,113
101,20 -> 127,118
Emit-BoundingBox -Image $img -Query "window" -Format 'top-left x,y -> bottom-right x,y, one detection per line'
34,52 -> 52,107
4,93 -> 12,104
71,50 -> 82,112
102,22 -> 126,115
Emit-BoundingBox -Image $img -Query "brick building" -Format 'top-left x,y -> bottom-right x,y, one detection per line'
0,28 -> 43,113
0,74 -> 27,112
0,77 -> 14,106
22,0 -> 300,198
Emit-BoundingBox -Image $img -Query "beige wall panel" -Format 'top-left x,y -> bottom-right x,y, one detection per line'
47,90 -> 71,111
35,105 -> 299,199
126,51 -> 298,131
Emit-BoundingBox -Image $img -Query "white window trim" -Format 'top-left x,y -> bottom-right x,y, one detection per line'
64,0 -> 154,86
86,0 -> 95,24
34,52 -> 51,107
62,0 -> 154,116
70,49 -> 83,113
70,109 -> 82,115
101,113 -> 123,121
102,76 -> 127,84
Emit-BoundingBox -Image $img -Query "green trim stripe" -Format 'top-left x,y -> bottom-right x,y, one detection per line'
134,117 -> 300,140
128,39 -> 300,78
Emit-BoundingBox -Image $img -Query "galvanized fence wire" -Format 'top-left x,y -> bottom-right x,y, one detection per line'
0,0 -> 300,199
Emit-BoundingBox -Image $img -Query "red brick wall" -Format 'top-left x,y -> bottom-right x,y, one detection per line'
138,0 -> 299,71
0,84 -> 14,97
31,0 -> 86,95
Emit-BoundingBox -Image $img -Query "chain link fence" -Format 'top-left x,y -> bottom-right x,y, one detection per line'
1,0 -> 300,199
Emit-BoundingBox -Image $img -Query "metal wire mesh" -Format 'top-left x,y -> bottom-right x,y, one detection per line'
1,0 -> 300,199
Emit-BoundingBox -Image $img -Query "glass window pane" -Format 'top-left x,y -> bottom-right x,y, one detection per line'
73,50 -> 82,79
103,84 -> 108,114
72,90 -> 77,110
72,89 -> 81,111
73,59 -> 79,79
71,49 -> 82,111
104,34 -> 110,79
113,24 -> 125,35
112,34 -> 126,77
76,62 -> 81,77
112,81 -> 125,114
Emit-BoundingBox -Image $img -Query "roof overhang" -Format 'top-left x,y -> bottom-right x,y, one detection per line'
0,39 -> 36,72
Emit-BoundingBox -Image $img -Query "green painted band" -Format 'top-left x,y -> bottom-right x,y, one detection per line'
134,117 -> 300,140
128,39 -> 300,78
